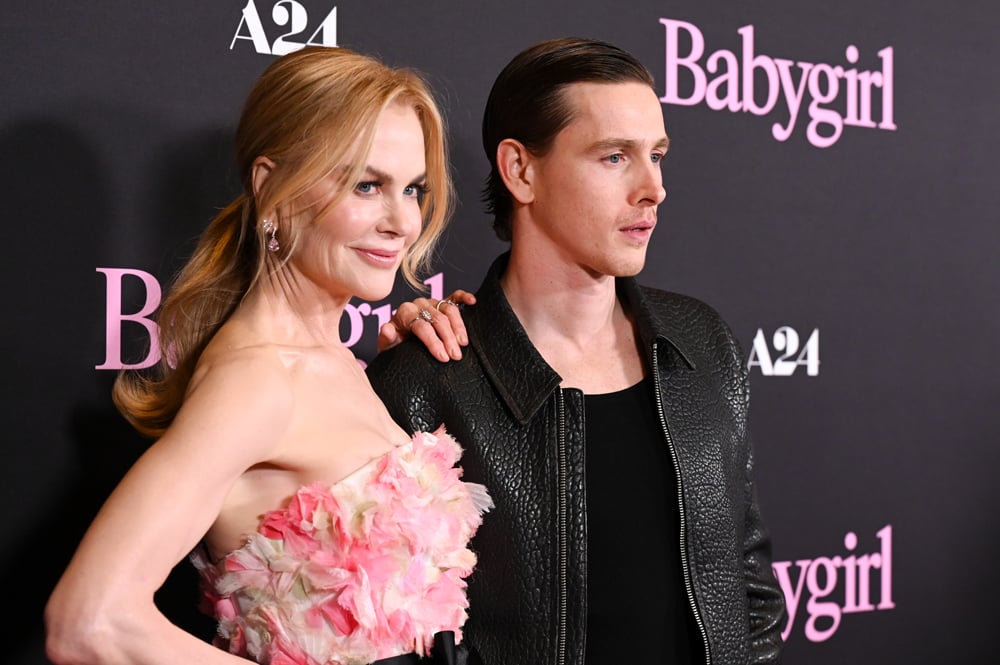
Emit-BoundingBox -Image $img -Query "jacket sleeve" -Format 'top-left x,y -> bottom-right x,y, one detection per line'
741,429 -> 788,664
722,314 -> 787,663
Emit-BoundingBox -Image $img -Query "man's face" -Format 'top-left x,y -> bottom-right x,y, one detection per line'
525,81 -> 668,279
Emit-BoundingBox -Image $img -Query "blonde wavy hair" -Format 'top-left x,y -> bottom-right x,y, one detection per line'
114,46 -> 453,437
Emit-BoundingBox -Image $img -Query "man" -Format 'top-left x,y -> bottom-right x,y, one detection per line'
368,37 -> 786,664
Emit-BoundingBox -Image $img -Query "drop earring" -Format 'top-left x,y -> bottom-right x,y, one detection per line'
262,219 -> 279,252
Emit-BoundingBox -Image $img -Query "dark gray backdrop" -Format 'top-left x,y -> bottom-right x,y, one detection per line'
4,1 -> 998,663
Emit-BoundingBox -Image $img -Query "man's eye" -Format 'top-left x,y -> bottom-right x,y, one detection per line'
651,153 -> 663,164
606,154 -> 623,164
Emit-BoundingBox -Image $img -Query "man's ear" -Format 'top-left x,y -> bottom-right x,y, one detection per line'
251,156 -> 276,202
496,139 -> 535,204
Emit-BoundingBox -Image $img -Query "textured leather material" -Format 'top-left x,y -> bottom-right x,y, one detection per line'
368,252 -> 786,665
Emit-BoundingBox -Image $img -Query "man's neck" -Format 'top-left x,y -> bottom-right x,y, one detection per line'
502,246 -> 618,341
501,246 -> 646,393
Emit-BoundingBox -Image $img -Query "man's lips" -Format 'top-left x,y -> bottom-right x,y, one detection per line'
620,218 -> 656,239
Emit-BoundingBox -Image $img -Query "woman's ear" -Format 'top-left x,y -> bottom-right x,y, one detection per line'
251,156 -> 276,202
496,139 -> 535,204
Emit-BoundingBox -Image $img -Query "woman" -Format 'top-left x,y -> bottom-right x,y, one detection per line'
44,46 -> 490,665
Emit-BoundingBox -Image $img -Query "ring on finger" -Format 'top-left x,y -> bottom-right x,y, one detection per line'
407,308 -> 435,329
436,298 -> 457,312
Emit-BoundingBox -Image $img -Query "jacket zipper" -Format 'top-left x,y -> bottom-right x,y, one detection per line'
652,342 -> 712,665
556,387 -> 568,665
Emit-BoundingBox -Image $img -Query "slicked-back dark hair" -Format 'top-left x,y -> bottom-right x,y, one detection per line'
481,37 -> 655,240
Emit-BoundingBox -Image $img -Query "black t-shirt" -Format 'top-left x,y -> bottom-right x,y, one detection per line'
583,376 -> 698,663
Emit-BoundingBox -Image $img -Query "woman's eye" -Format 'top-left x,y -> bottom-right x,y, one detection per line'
356,181 -> 378,194
404,184 -> 429,203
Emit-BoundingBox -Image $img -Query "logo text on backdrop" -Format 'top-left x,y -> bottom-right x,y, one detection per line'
659,19 -> 895,148
772,525 -> 894,642
96,268 -> 442,370
748,327 -> 820,376
232,0 -> 338,55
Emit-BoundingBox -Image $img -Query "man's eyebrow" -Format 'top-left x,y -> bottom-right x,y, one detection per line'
588,136 -> 671,152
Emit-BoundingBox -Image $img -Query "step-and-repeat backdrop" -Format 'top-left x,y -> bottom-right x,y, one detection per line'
5,2 -> 998,663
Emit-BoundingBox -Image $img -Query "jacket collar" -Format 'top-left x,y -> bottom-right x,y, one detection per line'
467,252 -> 696,424
617,277 -> 698,372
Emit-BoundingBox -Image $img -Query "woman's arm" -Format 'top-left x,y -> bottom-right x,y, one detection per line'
44,353 -> 293,665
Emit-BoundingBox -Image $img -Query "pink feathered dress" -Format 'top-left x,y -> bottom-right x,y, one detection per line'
190,427 -> 493,665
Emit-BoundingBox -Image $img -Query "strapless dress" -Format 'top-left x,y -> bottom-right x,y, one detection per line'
190,427 -> 492,665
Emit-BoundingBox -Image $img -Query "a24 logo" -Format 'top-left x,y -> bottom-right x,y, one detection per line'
231,0 -> 338,55
748,326 -> 820,376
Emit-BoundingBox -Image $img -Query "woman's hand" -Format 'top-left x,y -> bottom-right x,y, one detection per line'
377,290 -> 477,362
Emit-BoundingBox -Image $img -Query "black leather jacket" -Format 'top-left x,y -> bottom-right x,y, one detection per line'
367,254 -> 786,665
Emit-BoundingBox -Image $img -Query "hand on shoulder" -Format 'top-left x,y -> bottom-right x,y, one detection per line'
377,289 -> 476,362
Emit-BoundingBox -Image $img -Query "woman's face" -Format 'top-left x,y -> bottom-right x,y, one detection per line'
294,103 -> 427,303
